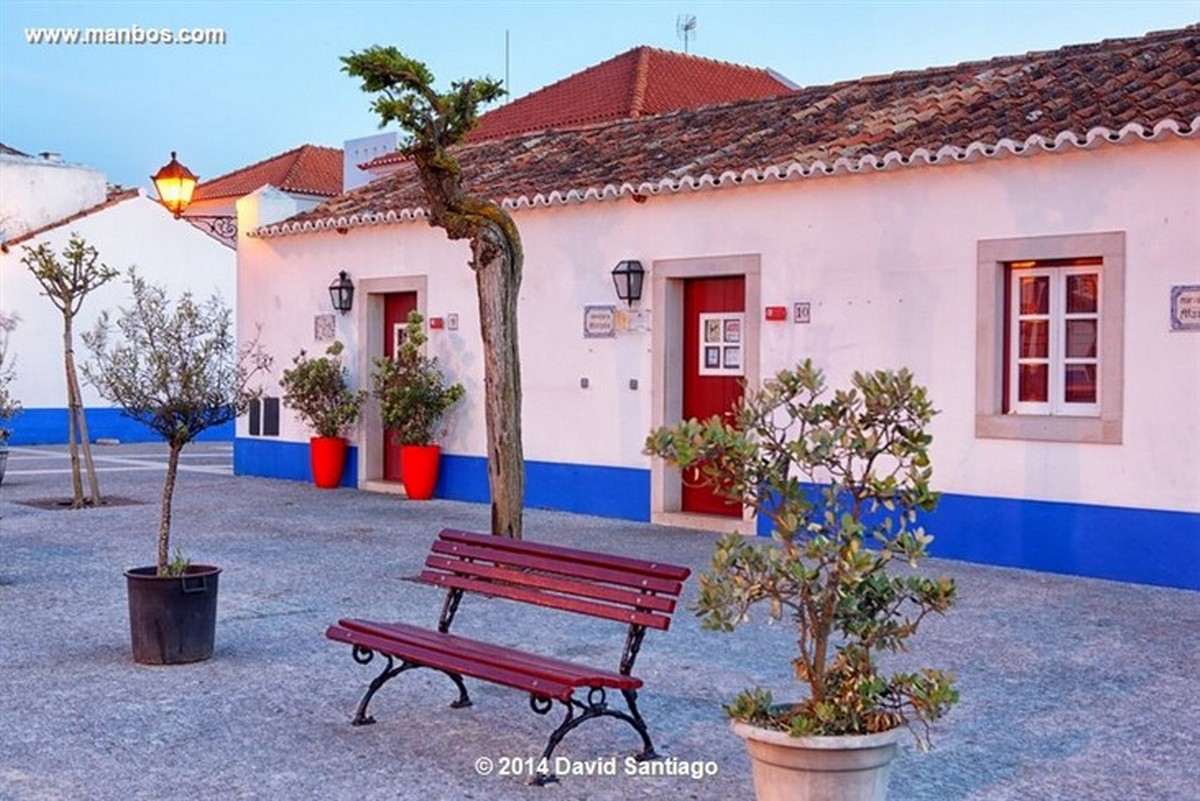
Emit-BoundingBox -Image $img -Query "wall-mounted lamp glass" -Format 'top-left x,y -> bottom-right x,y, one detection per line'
611,260 -> 645,306
329,270 -> 355,314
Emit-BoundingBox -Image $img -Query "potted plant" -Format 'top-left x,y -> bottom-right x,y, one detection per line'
372,310 -> 464,500
645,360 -> 958,801
280,341 -> 366,489
83,270 -> 270,665
0,311 -> 21,486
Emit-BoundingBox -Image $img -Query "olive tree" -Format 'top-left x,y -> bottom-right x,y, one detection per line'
22,235 -> 118,507
342,46 -> 525,539
83,271 -> 271,575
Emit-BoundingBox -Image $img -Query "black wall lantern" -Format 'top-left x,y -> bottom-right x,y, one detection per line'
611,260 -> 645,306
329,270 -> 355,314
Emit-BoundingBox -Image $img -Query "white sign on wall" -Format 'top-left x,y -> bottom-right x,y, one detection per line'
583,304 -> 616,338
1170,285 -> 1200,331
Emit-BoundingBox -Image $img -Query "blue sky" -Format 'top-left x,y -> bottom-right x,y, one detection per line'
1,1 -> 1196,191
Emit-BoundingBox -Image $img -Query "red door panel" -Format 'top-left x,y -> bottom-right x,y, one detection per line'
383,292 -> 418,482
682,276 -> 745,517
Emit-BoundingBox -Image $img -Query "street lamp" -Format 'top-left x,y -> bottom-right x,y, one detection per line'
151,152 -> 236,241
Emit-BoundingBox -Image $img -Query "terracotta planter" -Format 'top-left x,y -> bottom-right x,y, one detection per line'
310,436 -> 347,489
125,565 -> 221,665
731,720 -> 900,801
400,444 -> 441,500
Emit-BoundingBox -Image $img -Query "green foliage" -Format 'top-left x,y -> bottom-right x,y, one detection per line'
83,271 -> 270,448
21,235 -> 119,316
0,312 -> 20,442
82,269 -> 272,574
645,359 -> 958,745
341,45 -> 505,153
280,341 -> 367,438
165,547 -> 191,578
372,311 -> 464,446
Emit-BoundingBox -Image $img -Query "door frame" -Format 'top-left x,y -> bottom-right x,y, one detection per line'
650,253 -> 760,534
356,275 -> 427,491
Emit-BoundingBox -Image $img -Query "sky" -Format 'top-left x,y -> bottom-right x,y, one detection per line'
1,1 -> 1196,192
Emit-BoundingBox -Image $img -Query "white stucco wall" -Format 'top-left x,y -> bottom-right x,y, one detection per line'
239,138 -> 1199,514
0,194 -> 236,409
0,155 -> 107,241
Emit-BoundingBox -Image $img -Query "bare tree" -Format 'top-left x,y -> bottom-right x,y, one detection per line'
342,46 -> 525,539
22,235 -> 118,507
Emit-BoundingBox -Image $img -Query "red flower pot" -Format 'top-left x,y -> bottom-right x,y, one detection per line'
400,444 -> 441,500
310,436 -> 347,489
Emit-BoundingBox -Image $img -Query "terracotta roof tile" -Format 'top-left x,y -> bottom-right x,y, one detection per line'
363,46 -> 793,169
193,144 -> 342,200
265,26 -> 1199,237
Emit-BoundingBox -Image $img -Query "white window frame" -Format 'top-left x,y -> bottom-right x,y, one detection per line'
976,232 -> 1124,444
1008,264 -> 1101,418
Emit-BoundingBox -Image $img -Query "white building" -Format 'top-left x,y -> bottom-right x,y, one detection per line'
237,28 -> 1200,589
0,147 -> 235,443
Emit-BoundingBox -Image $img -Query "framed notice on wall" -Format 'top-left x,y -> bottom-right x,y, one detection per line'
699,312 -> 744,376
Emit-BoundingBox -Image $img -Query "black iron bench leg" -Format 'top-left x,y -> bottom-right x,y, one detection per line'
348,646 -> 472,726
528,688 -> 659,786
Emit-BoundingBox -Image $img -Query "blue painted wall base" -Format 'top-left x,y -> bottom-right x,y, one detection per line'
234,438 -> 357,487
8,407 -> 233,445
232,438 -> 1198,590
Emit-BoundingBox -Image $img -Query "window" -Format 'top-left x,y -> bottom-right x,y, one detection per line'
976,232 -> 1124,444
1008,260 -> 1100,417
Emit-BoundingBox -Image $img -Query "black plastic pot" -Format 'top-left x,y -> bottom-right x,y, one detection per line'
124,564 -> 221,665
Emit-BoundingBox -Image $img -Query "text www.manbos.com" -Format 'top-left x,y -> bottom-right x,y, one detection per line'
25,25 -> 227,46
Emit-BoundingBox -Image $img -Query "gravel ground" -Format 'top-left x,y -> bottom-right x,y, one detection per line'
1,442 -> 1197,800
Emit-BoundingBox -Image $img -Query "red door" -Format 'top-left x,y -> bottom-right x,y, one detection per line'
682,276 -> 745,517
383,292 -> 418,482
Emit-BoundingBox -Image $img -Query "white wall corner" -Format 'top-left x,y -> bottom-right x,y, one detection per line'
235,184 -> 302,232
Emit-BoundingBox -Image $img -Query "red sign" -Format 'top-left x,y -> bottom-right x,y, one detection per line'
764,306 -> 787,321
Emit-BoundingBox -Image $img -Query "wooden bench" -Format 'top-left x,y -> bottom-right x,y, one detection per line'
326,528 -> 691,783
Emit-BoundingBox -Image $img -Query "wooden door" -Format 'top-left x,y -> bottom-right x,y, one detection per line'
383,292 -> 418,482
681,276 -> 745,517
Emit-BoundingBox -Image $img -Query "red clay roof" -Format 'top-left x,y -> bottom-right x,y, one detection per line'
1,187 -> 140,250
363,46 -> 793,170
265,27 -> 1199,237
193,144 -> 342,201
473,46 -> 792,140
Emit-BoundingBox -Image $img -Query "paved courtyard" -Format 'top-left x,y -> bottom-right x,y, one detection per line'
1,442 -> 1197,800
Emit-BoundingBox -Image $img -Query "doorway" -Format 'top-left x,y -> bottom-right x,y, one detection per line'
650,254 -> 760,533
382,291 -> 418,482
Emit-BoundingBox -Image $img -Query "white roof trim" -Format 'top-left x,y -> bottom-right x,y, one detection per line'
251,117 -> 1198,239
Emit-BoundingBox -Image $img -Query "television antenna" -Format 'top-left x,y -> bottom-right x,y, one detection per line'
677,14 -> 697,53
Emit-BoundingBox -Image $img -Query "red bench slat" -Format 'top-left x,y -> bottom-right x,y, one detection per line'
438,529 -> 691,586
420,571 -> 674,630
326,623 -> 576,701
423,554 -> 678,614
333,619 -> 642,691
430,539 -> 686,596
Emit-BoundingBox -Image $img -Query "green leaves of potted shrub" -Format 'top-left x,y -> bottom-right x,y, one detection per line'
645,359 -> 958,800
371,311 -> 464,499
280,341 -> 367,488
83,269 -> 270,664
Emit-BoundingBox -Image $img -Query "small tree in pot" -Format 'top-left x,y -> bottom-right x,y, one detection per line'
645,360 -> 958,801
372,310 -> 464,499
280,341 -> 366,488
83,270 -> 270,664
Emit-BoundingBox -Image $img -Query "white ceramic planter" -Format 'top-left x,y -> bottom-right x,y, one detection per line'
731,720 -> 900,801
